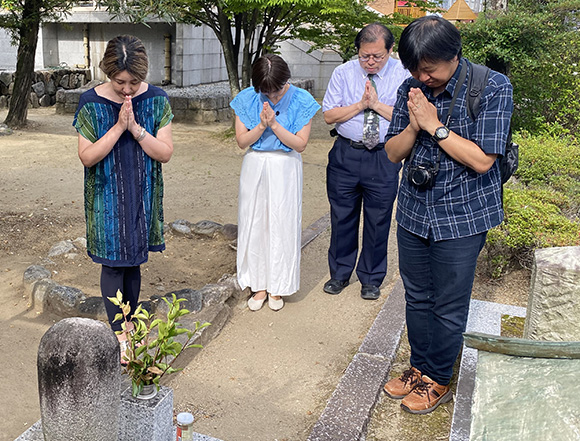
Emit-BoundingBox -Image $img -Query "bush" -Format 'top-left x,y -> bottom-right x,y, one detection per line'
484,133 -> 580,277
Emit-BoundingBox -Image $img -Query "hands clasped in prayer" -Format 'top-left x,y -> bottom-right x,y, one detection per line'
361,78 -> 380,111
118,95 -> 144,139
407,87 -> 438,133
259,101 -> 278,130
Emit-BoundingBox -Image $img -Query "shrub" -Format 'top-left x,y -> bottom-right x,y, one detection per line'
484,133 -> 580,277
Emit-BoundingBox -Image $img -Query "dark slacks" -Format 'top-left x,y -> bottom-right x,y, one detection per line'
100,265 -> 141,332
397,225 -> 487,385
326,136 -> 401,286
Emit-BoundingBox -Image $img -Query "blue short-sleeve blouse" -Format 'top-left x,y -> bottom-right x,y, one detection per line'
230,85 -> 321,152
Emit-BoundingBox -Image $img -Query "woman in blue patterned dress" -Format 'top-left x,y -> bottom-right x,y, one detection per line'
230,54 -> 320,312
74,35 -> 173,360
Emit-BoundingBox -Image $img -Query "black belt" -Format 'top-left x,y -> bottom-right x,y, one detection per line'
337,134 -> 384,150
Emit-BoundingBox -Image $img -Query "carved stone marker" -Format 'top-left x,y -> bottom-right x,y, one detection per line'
524,246 -> 580,341
37,317 -> 120,441
119,386 -> 174,441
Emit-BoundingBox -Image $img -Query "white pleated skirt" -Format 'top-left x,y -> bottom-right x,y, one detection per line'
237,148 -> 303,296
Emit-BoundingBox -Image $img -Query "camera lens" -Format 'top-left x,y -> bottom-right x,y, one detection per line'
410,168 -> 428,186
408,164 -> 435,189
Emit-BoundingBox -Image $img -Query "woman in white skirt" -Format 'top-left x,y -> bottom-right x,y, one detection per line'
230,54 -> 320,311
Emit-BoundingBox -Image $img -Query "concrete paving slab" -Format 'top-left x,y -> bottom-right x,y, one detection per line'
450,300 -> 526,441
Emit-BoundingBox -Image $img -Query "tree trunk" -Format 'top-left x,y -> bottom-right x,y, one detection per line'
215,6 -> 241,99
4,0 -> 41,129
241,10 -> 259,90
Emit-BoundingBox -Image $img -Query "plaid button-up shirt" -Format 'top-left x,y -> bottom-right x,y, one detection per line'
386,58 -> 514,241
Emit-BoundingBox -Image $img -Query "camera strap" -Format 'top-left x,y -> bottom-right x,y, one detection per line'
406,61 -> 468,176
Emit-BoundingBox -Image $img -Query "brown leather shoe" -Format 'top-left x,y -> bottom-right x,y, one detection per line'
401,375 -> 453,414
383,367 -> 422,399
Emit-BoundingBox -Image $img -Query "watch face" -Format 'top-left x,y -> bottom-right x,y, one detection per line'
435,126 -> 449,140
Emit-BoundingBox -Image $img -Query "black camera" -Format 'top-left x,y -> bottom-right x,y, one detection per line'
407,163 -> 437,189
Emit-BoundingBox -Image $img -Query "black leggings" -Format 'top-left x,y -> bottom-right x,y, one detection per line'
100,265 -> 141,332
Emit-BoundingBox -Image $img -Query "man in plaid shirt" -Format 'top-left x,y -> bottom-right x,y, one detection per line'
383,16 -> 513,414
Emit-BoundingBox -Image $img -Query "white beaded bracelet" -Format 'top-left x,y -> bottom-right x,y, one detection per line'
135,126 -> 147,142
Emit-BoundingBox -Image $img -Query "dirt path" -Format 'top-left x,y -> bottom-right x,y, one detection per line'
0,107 -> 529,441
0,107 -> 337,440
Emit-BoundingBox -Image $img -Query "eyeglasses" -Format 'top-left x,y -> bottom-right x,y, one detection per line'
358,53 -> 388,63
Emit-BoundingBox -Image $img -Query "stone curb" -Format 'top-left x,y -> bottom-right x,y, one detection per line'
308,281 -> 406,441
22,220 -> 239,320
301,212 -> 330,248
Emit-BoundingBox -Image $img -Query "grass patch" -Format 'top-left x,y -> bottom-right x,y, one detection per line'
501,315 -> 526,338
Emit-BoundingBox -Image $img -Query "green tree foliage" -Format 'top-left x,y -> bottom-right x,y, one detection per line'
0,0 -> 76,128
459,0 -> 580,133
100,0 -> 375,97
98,0 -> 438,97
296,0 -> 438,62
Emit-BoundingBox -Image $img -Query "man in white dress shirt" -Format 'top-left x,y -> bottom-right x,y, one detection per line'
322,23 -> 409,300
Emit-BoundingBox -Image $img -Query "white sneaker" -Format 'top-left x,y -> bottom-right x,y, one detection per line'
268,295 -> 284,311
247,294 -> 267,311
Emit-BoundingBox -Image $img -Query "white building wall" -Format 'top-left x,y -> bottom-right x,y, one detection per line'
51,19 -> 176,85
0,28 -> 17,70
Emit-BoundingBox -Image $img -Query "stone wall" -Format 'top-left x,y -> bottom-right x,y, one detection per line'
0,68 -> 90,109
56,78 -> 316,124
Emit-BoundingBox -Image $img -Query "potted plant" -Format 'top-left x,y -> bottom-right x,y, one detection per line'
109,290 -> 210,399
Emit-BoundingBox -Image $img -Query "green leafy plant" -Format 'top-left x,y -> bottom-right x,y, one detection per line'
484,133 -> 580,277
109,291 -> 210,397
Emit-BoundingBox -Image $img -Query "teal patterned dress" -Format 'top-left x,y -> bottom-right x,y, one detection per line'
73,85 -> 174,267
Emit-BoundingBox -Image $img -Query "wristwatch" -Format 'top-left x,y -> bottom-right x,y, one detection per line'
432,126 -> 450,143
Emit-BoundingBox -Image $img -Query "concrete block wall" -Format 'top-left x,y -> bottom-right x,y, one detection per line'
278,39 -> 343,99
174,24 -> 229,88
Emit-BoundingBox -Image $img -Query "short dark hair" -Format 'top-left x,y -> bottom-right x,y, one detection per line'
398,16 -> 462,72
99,35 -> 149,82
252,54 -> 291,94
354,22 -> 395,52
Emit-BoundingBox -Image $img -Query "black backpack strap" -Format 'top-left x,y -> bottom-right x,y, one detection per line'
466,62 -> 491,121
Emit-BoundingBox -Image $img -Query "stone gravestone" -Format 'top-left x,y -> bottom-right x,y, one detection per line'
37,317 -> 120,441
524,246 -> 580,341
